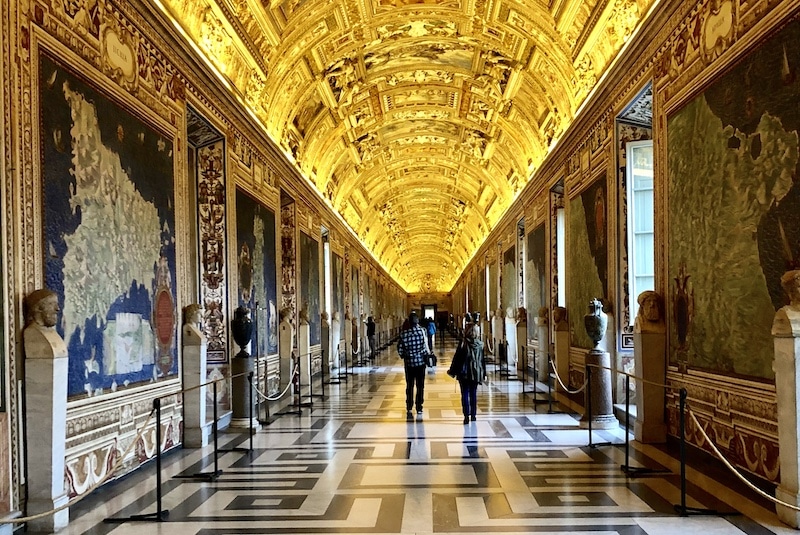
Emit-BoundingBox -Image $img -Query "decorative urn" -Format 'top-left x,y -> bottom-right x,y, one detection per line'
583,298 -> 607,350
231,306 -> 253,358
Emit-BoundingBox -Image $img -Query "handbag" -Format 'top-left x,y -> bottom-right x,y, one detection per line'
426,353 -> 437,367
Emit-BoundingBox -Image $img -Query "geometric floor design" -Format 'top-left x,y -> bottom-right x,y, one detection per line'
66,337 -> 797,534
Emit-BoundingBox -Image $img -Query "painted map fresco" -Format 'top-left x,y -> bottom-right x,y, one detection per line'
40,54 -> 177,398
236,189 -> 278,356
300,232 -> 321,345
568,176 -> 607,350
667,19 -> 800,379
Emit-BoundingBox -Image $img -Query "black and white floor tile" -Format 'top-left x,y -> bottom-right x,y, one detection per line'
67,337 -> 796,534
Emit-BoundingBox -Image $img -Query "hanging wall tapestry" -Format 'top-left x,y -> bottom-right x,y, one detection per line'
667,18 -> 800,380
235,188 -> 278,356
568,175 -> 607,349
300,232 -> 321,345
40,54 -> 178,398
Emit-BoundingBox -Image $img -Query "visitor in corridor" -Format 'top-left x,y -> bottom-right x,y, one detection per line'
448,323 -> 485,424
425,316 -> 436,353
397,311 -> 429,417
366,316 -> 376,359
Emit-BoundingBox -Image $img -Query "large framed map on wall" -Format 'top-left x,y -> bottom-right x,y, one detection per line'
39,53 -> 178,399
236,188 -> 278,356
667,18 -> 800,380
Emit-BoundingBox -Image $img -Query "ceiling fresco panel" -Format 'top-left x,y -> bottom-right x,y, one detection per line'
157,0 -> 656,291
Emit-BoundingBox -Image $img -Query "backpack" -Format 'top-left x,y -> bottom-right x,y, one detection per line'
427,322 -> 436,336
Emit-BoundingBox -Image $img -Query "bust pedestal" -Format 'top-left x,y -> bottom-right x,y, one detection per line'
773,305 -> 800,528
536,317 -> 550,382
24,324 -> 70,532
298,322 -> 310,387
279,320 -> 294,391
491,314 -> 503,360
182,324 -> 209,446
331,318 -> 341,370
554,324 -> 570,405
321,318 -> 330,376
634,330 -> 666,443
516,320 -> 527,374
505,317 -> 517,372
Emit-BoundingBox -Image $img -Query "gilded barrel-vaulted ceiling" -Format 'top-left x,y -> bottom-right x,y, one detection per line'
154,0 -> 654,292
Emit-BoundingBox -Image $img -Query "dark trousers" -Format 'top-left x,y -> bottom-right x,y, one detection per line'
459,379 -> 478,417
405,365 -> 426,411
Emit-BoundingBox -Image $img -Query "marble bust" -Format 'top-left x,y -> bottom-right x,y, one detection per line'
553,306 -> 568,331
537,306 -> 549,326
182,303 -> 205,344
23,288 -> 67,359
634,291 -> 665,334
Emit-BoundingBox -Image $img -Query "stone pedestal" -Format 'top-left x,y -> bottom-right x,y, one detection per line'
554,329 -> 570,404
24,324 -> 70,533
279,319 -> 294,391
229,355 -> 258,429
580,349 -> 619,429
331,318 -> 341,369
773,305 -> 800,528
516,320 -> 527,373
344,318 -> 353,364
505,317 -> 518,370
536,318 -> 550,382
491,313 -> 503,362
634,331 -> 667,443
182,324 -> 209,447
321,318 -> 330,376
298,322 -> 310,385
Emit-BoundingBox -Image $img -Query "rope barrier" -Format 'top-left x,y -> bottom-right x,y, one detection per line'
548,356 -> 588,394
687,409 -> 800,512
4,407 -> 157,524
252,362 -> 299,402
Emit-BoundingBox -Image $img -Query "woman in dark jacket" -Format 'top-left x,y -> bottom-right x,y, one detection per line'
448,323 -> 485,424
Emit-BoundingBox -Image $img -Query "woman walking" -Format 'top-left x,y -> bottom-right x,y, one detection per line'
448,323 -> 485,424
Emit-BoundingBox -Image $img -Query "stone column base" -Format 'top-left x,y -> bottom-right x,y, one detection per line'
27,494 -> 69,533
776,485 -> 800,528
579,414 -> 620,430
228,417 -> 261,430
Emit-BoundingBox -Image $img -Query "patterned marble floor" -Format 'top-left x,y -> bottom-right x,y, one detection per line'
66,336 -> 796,535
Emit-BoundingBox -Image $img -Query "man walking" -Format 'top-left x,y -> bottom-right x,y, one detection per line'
397,312 -> 429,417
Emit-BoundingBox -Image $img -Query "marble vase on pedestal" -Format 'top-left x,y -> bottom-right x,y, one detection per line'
580,299 -> 618,430
230,307 -> 258,430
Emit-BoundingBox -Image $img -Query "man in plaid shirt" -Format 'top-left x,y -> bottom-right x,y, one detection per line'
398,312 -> 430,416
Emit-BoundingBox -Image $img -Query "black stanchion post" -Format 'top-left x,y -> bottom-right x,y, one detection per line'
587,365 -> 594,448
105,399 -> 169,523
154,398 -> 165,521
248,371 -> 254,452
620,375 -> 669,476
213,381 -> 219,471
547,357 -> 554,413
625,374 -> 631,466
672,388 -> 727,516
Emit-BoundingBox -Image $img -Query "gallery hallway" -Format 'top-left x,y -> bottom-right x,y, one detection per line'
64,335 -> 795,535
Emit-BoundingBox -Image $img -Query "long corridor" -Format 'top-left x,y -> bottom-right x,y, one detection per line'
65,335 -> 796,535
